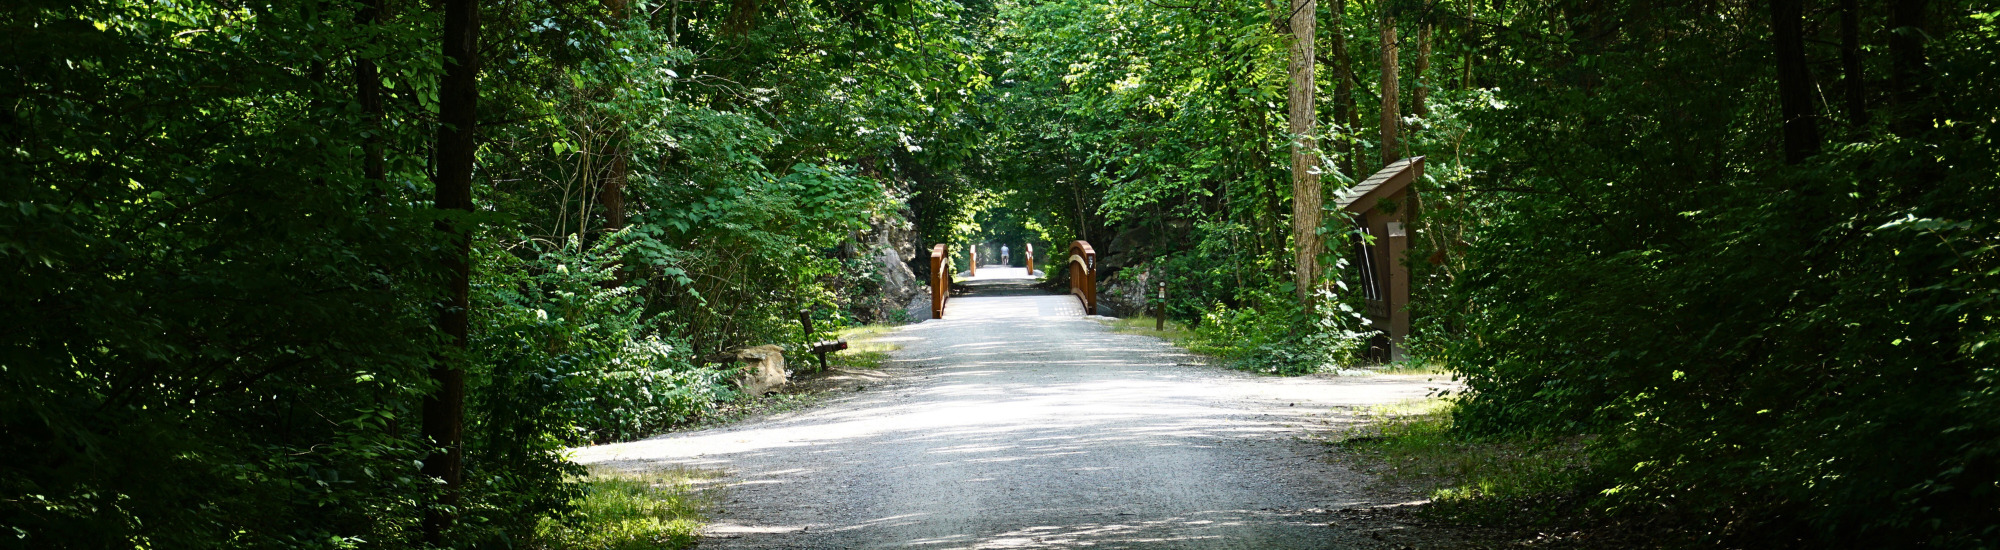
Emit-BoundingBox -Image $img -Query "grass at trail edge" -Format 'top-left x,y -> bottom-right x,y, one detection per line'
531,467 -> 719,550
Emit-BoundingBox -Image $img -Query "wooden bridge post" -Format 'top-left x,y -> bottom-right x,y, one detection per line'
1068,240 -> 1096,314
930,243 -> 948,319
969,244 -> 977,277
1025,243 -> 1035,275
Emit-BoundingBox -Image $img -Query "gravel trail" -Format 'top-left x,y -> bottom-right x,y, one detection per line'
573,267 -> 1459,549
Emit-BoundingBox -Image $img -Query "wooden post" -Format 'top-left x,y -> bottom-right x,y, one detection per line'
1068,240 -> 1097,314
969,244 -> 977,277
1156,280 -> 1166,330
1385,222 -> 1409,361
930,244 -> 948,319
1026,243 -> 1036,275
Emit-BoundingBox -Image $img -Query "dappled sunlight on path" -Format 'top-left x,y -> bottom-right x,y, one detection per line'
574,293 -> 1452,549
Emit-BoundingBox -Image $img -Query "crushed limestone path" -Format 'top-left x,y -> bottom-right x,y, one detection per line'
573,266 -> 1456,549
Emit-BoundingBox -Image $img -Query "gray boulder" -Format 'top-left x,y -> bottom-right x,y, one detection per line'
1096,268 -> 1155,318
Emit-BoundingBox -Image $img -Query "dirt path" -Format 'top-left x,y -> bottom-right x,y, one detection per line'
573,267 -> 1465,549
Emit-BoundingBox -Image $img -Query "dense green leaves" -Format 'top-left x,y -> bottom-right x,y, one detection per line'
1426,1 -> 2000,545
990,0 -> 2000,544
9,0 -> 1997,546
4,0 -> 987,546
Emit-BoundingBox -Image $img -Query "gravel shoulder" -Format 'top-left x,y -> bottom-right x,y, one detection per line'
572,284 -> 1479,549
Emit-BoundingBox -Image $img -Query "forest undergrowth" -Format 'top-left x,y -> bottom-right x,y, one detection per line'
7,0 -> 1997,547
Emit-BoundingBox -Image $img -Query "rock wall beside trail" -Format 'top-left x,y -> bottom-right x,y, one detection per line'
852,207 -> 924,323
1096,268 -> 1153,318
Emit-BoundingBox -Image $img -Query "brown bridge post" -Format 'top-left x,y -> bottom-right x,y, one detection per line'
930,243 -> 949,319
1068,240 -> 1096,314
1025,243 -> 1035,275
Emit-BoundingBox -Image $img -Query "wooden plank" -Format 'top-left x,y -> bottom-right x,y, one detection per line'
1335,156 -> 1425,214
930,243 -> 948,319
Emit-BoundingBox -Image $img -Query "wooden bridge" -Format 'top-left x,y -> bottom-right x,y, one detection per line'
929,240 -> 1096,319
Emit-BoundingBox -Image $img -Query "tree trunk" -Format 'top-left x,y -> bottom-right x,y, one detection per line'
1379,0 -> 1401,166
1412,1 -> 1433,118
1888,0 -> 1932,137
1331,0 -> 1356,181
354,0 -> 385,184
1288,0 -> 1321,305
603,155 -> 627,230
1771,0 -> 1822,164
1839,0 -> 1867,129
421,0 -> 477,544
601,0 -> 630,232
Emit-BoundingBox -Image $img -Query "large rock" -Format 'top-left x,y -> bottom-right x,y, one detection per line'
905,285 -> 934,321
855,207 -> 925,323
1096,268 -> 1155,318
723,345 -> 789,396
876,241 -> 919,305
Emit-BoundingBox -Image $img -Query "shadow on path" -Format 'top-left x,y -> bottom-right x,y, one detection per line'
574,288 -> 1460,549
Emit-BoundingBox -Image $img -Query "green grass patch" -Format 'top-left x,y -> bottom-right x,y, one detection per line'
829,324 -> 903,370
1335,399 -> 1595,523
530,466 -> 718,550
1369,360 -> 1449,376
1101,316 -> 1200,345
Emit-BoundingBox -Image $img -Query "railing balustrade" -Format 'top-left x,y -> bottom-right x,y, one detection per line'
1068,240 -> 1096,314
930,243 -> 949,319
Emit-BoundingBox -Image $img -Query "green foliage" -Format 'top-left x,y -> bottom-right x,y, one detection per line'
1171,286 -> 1370,375
3,1 -> 441,546
1425,1 -> 2000,546
19,0 -> 1994,546
5,0 -> 987,546
472,235 -> 739,447
987,0 -> 1383,376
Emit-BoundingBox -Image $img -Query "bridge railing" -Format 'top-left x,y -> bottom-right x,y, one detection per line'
930,243 -> 949,319
1068,240 -> 1096,314
1025,243 -> 1035,275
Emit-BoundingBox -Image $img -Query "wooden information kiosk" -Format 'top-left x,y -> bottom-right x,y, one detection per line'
1333,157 -> 1423,361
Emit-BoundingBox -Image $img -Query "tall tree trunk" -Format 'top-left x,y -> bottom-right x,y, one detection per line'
1839,0 -> 1868,128
1772,0 -> 1822,164
1412,1 -> 1433,118
601,0 -> 630,232
1888,0 -> 1932,137
422,0 -> 477,544
355,0 -> 385,184
1379,0 -> 1401,166
1332,0 -> 1356,180
1288,0 -> 1321,305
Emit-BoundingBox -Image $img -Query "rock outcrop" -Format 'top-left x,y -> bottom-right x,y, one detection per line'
722,345 -> 789,396
1096,268 -> 1155,318
854,207 -> 924,323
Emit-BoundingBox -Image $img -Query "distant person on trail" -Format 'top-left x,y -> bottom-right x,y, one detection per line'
1001,245 -> 1010,267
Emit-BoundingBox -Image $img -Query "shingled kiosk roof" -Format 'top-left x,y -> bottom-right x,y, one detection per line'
1334,156 -> 1425,214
